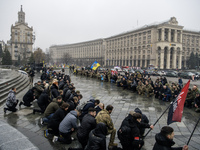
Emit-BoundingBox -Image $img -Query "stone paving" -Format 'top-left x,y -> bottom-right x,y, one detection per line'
0,70 -> 200,150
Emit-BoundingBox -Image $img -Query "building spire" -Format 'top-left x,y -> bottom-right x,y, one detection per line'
18,5 -> 25,23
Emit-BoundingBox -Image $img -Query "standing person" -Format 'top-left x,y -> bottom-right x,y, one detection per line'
84,123 -> 107,150
28,68 -> 35,87
4,87 -> 19,113
52,109 -> 81,144
153,126 -> 188,150
77,108 -> 97,149
95,105 -> 118,149
178,77 -> 183,88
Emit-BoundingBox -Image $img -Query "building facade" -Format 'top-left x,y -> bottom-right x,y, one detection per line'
49,17 -> 200,69
50,39 -> 105,66
7,5 -> 34,64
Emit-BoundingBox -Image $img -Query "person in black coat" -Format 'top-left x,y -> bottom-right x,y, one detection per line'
67,97 -> 79,112
19,87 -> 36,107
41,72 -> 47,81
51,83 -> 59,99
77,108 -> 97,149
79,99 -> 100,122
44,102 -> 69,137
153,126 -> 188,150
33,90 -> 49,114
118,112 -> 153,150
84,122 -> 107,150
134,107 -> 149,136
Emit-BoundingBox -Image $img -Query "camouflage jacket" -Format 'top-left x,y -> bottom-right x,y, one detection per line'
95,109 -> 114,130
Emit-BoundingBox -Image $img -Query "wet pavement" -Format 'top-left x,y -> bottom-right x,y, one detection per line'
0,70 -> 200,150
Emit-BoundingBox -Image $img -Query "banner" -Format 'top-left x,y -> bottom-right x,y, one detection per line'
91,61 -> 100,70
167,80 -> 190,125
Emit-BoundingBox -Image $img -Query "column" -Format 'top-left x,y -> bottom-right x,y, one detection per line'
174,30 -> 177,42
145,59 -> 147,68
166,50 -> 170,69
136,56 -> 138,66
160,49 -> 164,69
140,59 -> 142,67
161,28 -> 165,41
184,56 -> 187,68
180,30 -> 183,43
178,51 -> 182,69
172,51 -> 177,69
156,51 -> 158,67
168,29 -> 171,42
105,51 -> 107,66
157,29 -> 159,41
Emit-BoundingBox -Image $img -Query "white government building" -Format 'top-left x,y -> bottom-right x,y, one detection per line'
49,17 -> 200,69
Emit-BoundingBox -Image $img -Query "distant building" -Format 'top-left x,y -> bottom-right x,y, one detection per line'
49,17 -> 200,69
0,40 -> 6,64
7,5 -> 34,65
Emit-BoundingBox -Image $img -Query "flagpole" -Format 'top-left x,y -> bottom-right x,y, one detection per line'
143,102 -> 172,139
186,117 -> 200,145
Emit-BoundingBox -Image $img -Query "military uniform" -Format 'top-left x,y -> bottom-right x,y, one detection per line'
107,70 -> 111,82
145,83 -> 154,97
137,82 -> 145,95
96,109 -> 116,147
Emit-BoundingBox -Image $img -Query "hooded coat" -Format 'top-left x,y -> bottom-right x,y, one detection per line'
84,123 -> 107,150
6,90 -> 17,107
50,84 -> 59,99
153,133 -> 182,150
22,88 -> 35,106
59,110 -> 78,134
79,99 -> 95,120
77,113 -> 97,143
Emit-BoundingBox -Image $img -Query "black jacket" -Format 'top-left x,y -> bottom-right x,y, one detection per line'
153,133 -> 182,150
37,91 -> 49,107
118,114 -> 150,149
48,108 -> 68,129
85,123 -> 107,150
51,84 -> 59,99
23,89 -> 35,106
77,114 -> 96,140
64,89 -> 71,102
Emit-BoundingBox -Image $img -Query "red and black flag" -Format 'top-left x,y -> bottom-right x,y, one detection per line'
167,80 -> 190,125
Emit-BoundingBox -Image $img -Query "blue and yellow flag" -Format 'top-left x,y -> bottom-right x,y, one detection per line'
91,61 -> 100,70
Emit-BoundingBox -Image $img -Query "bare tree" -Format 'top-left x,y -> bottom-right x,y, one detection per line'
60,52 -> 72,64
33,47 -> 45,64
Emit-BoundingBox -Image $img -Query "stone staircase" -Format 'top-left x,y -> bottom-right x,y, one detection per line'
0,70 -> 30,105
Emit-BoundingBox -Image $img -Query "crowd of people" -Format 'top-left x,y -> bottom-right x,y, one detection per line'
3,66 -> 192,150
74,67 -> 200,113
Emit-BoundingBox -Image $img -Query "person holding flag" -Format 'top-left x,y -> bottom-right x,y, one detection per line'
91,61 -> 100,70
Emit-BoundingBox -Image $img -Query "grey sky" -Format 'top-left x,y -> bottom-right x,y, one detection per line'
0,0 -> 200,52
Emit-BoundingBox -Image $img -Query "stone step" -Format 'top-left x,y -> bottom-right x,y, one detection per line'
0,74 -> 30,105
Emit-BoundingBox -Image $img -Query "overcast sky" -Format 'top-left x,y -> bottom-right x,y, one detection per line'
0,0 -> 200,52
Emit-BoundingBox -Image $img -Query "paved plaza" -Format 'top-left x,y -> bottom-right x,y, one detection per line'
0,70 -> 200,150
